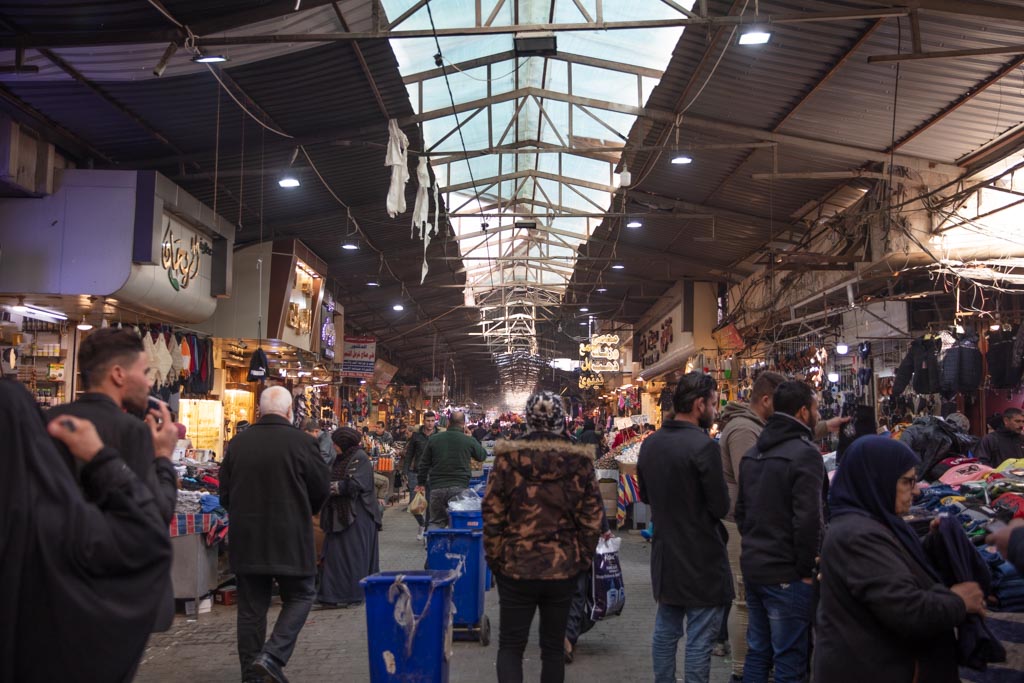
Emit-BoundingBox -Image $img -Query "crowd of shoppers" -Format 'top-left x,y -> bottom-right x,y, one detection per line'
8,328 -> 1024,683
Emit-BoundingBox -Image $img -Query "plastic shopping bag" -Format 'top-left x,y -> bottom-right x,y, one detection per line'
590,536 -> 625,620
409,491 -> 428,516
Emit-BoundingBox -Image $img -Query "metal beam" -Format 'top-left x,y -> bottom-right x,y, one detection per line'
442,169 -> 614,194
402,50 -> 663,84
868,45 -> 1024,63
751,170 -> 892,181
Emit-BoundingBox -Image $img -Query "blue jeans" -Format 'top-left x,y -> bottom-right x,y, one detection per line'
652,603 -> 725,683
743,581 -> 815,683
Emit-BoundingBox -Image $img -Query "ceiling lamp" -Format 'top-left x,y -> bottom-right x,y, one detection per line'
827,372 -> 839,383
367,281 -> 379,287
580,307 -> 589,312
393,304 -> 405,311
278,173 -> 300,188
836,343 -> 849,355
612,264 -> 625,270
76,316 -> 93,331
671,154 -> 693,165
341,238 -> 359,251
738,29 -> 771,45
596,287 -> 608,293
626,218 -> 642,228
192,53 -> 229,64
514,31 -> 557,57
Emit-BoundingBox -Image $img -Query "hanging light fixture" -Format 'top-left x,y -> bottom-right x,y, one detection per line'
626,218 -> 642,228
367,281 -> 380,287
612,264 -> 625,270
278,174 -> 300,188
192,53 -> 229,64
341,238 -> 359,251
76,316 -> 93,331
393,304 -> 405,311
738,29 -> 771,45
836,343 -> 849,355
596,287 -> 608,293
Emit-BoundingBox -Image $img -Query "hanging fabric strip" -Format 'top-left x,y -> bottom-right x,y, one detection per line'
385,119 -> 410,218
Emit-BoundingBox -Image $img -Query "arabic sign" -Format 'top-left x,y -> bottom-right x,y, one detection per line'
712,322 -> 745,353
422,379 -> 444,396
341,336 -> 376,379
578,335 -> 605,390
160,218 -> 212,291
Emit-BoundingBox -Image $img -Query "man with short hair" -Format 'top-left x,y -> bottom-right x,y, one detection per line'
416,410 -> 487,529
302,418 -> 334,466
736,381 -> 824,683
638,372 -> 733,683
472,421 -> 489,442
220,386 -> 330,683
48,328 -> 180,631
405,411 -> 437,538
373,420 -> 394,447
976,407 -> 1024,467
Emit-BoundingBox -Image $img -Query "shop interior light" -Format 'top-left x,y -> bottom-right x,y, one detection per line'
827,372 -> 839,383
626,218 -> 642,228
12,296 -> 27,313
76,316 -> 93,331
24,305 -> 67,321
991,323 -> 1002,331
612,264 -> 625,270
192,53 -> 229,64
836,343 -> 849,355
738,30 -> 772,45
671,154 -> 693,165
278,174 -> 300,188
392,304 -> 404,311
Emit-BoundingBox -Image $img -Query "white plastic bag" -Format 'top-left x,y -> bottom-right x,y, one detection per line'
447,488 -> 482,512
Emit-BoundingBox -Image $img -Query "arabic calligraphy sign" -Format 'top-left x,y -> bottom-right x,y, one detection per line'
160,218 -> 212,291
341,336 -> 376,379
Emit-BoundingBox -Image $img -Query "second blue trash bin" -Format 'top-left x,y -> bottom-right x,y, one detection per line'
361,570 -> 457,683
448,508 -> 492,591
425,529 -> 490,645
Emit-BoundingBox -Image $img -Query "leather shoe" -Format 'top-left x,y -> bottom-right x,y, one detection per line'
247,653 -> 289,683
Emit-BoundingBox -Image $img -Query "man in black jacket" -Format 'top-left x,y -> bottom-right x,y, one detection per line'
736,381 -> 823,683
638,372 -> 732,683
47,327 -> 179,632
220,385 -> 330,683
976,408 -> 1024,467
404,410 -> 437,538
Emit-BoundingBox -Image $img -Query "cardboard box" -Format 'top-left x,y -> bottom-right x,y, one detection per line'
618,461 -> 638,477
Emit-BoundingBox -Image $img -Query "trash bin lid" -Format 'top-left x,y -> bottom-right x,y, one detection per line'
360,570 -> 457,588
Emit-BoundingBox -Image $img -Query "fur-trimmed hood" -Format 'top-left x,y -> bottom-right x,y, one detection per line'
493,436 -> 596,482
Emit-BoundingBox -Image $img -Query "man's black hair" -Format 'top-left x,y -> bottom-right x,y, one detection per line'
77,328 -> 145,390
772,380 -> 816,416
672,372 -> 717,415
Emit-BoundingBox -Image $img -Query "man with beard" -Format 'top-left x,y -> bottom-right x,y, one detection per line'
638,372 -> 732,683
976,407 -> 1024,467
405,410 -> 437,538
735,381 -> 824,683
48,328 -> 179,633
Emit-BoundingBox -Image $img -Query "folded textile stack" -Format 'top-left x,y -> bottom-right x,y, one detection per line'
176,490 -> 204,514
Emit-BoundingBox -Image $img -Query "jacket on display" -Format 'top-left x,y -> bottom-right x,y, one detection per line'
482,434 -> 604,581
1,379 -> 172,683
899,416 -> 977,480
718,401 -> 766,522
220,414 -> 330,576
940,333 -> 984,398
813,514 -> 965,683
736,413 -> 826,584
893,336 -> 942,397
986,329 -> 1023,389
638,420 -> 733,608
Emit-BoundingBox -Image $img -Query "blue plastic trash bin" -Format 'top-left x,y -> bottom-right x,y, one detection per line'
361,570 -> 457,682
447,509 -> 492,591
425,530 -> 491,645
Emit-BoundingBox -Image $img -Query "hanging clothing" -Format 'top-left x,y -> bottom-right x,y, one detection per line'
893,337 -> 942,397
940,333 -> 983,398
986,329 -> 1023,389
385,119 -> 409,218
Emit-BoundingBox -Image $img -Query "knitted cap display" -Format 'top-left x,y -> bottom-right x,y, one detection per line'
525,391 -> 564,433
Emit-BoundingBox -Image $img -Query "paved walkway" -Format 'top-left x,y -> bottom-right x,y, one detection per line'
136,504 -> 1024,682
137,504 -> 735,682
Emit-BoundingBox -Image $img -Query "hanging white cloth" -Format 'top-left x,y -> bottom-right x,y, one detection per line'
385,119 -> 409,218
412,156 -> 431,239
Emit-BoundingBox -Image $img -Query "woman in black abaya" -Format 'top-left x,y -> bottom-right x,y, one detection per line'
0,379 -> 171,683
316,426 -> 381,607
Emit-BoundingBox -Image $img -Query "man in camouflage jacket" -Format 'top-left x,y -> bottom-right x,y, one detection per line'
482,391 -> 604,682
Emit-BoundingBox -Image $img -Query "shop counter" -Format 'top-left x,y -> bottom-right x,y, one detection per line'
169,513 -> 219,602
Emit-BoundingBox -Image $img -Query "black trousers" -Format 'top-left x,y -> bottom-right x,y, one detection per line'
236,573 -> 316,677
495,573 -> 577,683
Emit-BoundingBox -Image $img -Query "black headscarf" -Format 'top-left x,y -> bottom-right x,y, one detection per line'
332,426 -> 362,451
829,435 -> 939,581
0,379 -> 171,682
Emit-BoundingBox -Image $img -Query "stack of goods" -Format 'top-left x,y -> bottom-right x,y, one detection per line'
178,460 -> 220,492
907,459 -> 1024,612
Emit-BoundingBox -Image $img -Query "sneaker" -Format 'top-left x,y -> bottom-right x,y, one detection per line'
416,529 -> 424,541
712,641 -> 730,657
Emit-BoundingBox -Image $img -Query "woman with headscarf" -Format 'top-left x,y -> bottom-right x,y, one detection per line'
483,391 -> 605,683
0,379 -> 172,682
813,436 -> 986,683
316,426 -> 381,608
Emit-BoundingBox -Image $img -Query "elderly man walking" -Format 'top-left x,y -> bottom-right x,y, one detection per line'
220,386 -> 330,683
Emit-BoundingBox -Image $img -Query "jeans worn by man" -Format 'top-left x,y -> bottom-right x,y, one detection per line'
236,575 -> 317,675
652,604 -> 725,683
427,485 -> 466,528
743,581 -> 815,682
637,373 -> 734,683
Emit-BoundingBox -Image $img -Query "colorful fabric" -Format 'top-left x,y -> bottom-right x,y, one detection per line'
617,473 -> 640,526
169,513 -> 214,538
940,463 -> 995,487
